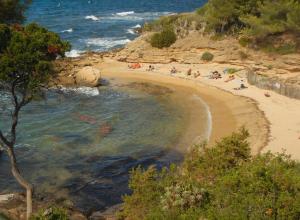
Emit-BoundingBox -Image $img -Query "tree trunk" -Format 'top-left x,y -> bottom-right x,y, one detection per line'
7,147 -> 33,220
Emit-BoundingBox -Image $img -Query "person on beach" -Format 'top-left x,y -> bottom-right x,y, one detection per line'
234,79 -> 248,90
186,68 -> 192,76
194,71 -> 201,78
225,74 -> 235,82
209,71 -> 222,79
147,65 -> 155,71
170,66 -> 177,74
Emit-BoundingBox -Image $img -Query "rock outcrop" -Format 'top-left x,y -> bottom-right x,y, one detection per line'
75,66 -> 101,87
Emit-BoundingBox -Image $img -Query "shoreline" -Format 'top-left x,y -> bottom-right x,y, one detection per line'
93,57 -> 300,160
94,58 -> 269,155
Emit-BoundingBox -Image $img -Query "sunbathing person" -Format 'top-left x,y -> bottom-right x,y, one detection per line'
194,71 -> 201,78
170,66 -> 177,74
209,71 -> 222,79
234,79 -> 248,90
225,74 -> 235,82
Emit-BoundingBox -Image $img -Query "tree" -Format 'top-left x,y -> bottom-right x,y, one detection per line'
0,23 -> 70,219
0,0 -> 31,24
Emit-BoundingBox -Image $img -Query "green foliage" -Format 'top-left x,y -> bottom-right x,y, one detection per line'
242,0 -> 300,40
0,0 -> 31,24
31,207 -> 68,220
150,28 -> 177,48
201,52 -> 214,61
0,23 -> 70,96
0,24 -> 11,52
119,129 -> 300,219
199,0 -> 260,34
144,15 -> 180,32
262,42 -> 297,55
194,0 -> 300,53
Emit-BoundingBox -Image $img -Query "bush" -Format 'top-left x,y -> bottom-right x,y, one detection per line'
119,129 -> 300,220
238,51 -> 248,60
31,207 -> 68,220
150,29 -> 177,49
201,52 -> 214,61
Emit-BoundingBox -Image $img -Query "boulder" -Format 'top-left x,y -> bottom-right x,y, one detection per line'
75,67 -> 101,87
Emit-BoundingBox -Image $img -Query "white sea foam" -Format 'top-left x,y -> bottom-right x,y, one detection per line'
59,86 -> 100,96
132,24 -> 141,28
65,50 -> 84,58
116,11 -> 135,16
61,28 -> 73,33
84,37 -> 131,49
103,12 -> 172,22
85,15 -> 100,21
126,29 -> 136,35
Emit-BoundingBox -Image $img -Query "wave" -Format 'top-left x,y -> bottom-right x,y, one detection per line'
102,11 -> 172,22
61,28 -> 73,33
126,29 -> 136,35
58,86 -> 100,96
132,24 -> 142,28
84,37 -> 131,49
116,11 -> 135,16
65,50 -> 84,58
85,15 -> 100,21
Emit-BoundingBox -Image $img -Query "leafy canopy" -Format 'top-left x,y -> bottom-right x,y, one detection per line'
0,0 -> 31,24
0,23 -> 70,96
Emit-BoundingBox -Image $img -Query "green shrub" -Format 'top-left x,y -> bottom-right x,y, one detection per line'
119,129 -> 300,220
263,43 -> 297,55
201,52 -> 214,61
239,37 -> 252,47
150,29 -> 177,49
31,207 -> 68,220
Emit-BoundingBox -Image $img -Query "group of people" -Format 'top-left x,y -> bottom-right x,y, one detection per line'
127,63 -> 248,91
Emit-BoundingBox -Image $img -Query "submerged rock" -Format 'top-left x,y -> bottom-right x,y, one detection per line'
75,67 -> 101,87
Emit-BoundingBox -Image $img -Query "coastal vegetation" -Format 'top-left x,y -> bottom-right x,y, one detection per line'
0,0 -> 31,24
0,1 -> 70,219
201,51 -> 214,61
150,28 -> 177,48
119,129 -> 300,220
145,0 -> 300,53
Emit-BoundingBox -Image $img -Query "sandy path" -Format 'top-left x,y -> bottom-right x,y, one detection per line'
92,58 -> 269,156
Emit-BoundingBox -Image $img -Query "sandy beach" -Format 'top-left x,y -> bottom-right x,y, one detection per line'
79,57 -> 300,160
78,58 -> 267,156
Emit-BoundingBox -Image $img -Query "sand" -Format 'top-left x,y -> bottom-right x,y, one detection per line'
92,58 -> 271,157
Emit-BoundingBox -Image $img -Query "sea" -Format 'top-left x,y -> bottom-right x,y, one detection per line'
26,0 -> 206,57
0,0 -> 209,212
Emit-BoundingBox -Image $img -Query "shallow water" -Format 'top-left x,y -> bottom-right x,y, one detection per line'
0,80 -> 209,212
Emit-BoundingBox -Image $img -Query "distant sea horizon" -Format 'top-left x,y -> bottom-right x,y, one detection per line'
26,0 -> 206,57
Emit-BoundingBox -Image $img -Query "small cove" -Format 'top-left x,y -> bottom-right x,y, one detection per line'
0,78 -> 210,212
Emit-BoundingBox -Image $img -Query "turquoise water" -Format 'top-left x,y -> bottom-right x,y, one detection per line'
26,0 -> 206,55
0,80 -> 207,212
